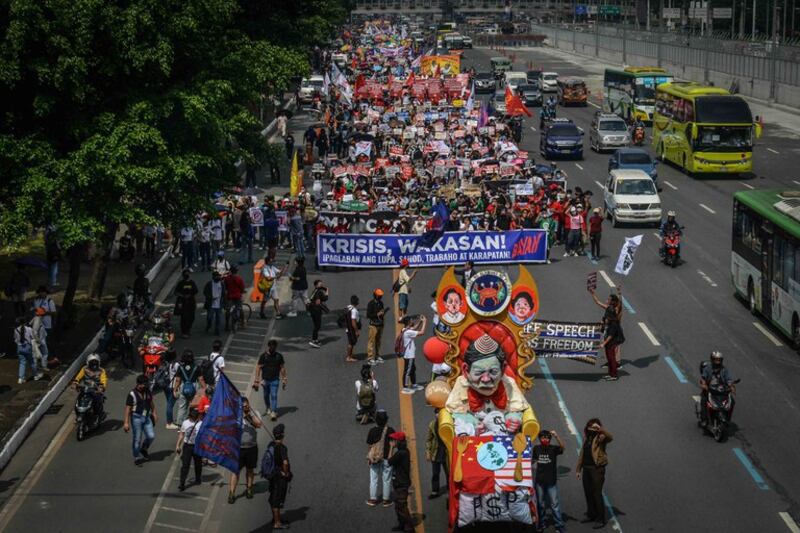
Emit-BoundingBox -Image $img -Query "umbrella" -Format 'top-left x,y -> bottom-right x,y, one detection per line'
14,257 -> 47,270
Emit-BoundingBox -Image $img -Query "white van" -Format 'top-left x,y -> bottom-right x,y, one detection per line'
504,71 -> 528,90
603,169 -> 663,227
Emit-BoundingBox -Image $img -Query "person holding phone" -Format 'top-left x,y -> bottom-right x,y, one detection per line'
576,419 -> 613,529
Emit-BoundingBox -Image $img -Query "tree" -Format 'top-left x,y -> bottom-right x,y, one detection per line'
0,0 -> 331,320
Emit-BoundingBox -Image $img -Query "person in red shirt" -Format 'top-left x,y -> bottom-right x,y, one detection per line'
224,265 -> 245,331
588,207 -> 605,260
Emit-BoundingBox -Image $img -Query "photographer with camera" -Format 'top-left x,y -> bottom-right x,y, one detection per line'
399,314 -> 426,395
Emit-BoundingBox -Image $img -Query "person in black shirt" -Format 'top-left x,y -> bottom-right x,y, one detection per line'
365,289 -> 386,365
532,430 -> 566,533
388,431 -> 414,532
255,340 -> 286,421
124,374 -> 157,465
268,424 -> 291,529
174,270 -> 198,338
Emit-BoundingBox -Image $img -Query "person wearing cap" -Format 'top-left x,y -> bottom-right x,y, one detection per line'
588,207 -> 605,261
211,250 -> 231,277
532,429 -> 566,533
268,424 -> 291,529
396,259 -> 417,319
388,431 -> 414,532
366,289 -> 387,364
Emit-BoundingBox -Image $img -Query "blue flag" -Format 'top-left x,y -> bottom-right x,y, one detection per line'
419,201 -> 449,248
194,372 -> 243,474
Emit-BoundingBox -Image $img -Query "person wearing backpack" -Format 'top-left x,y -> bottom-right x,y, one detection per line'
344,295 -> 361,363
14,317 -> 42,384
173,349 -> 198,425
254,340 -> 286,421
200,339 -> 225,388
355,364 -> 379,424
266,424 -> 291,529
175,407 -> 203,491
365,410 -> 394,507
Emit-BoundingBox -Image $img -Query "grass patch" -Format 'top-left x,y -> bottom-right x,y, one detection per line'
0,234 -> 46,283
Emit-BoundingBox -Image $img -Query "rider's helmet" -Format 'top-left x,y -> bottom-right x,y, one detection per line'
151,312 -> 167,328
710,350 -> 723,368
217,250 -> 225,258
87,353 -> 101,371
667,210 -> 676,221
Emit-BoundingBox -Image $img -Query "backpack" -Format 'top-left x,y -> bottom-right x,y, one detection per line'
200,355 -> 220,386
337,306 -> 351,329
179,365 -> 197,398
367,427 -> 388,464
153,366 -> 170,391
358,379 -> 376,410
394,330 -> 406,357
261,442 -> 277,479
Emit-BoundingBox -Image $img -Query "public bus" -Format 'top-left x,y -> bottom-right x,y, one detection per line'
732,189 -> 800,347
652,82 -> 761,174
603,67 -> 673,122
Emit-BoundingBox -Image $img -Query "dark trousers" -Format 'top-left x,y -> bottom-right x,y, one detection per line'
403,358 -> 416,388
431,460 -> 449,492
590,232 -> 602,258
180,444 -> 203,486
605,343 -> 619,378
582,465 -> 606,524
393,485 -> 414,532
179,302 -> 195,335
310,308 -> 322,341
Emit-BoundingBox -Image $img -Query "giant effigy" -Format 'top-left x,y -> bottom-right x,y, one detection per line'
423,266 -> 542,530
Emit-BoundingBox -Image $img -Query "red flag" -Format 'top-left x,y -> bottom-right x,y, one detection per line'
505,85 -> 532,117
405,71 -> 415,87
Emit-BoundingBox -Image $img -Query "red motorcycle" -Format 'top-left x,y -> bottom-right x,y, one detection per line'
632,125 -> 645,146
141,336 -> 167,388
662,231 -> 682,267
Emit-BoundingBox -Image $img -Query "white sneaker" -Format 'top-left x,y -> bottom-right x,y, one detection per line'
34,373 -> 44,381
413,384 -> 425,390
17,378 -> 24,385
401,387 -> 416,394
563,252 -> 569,257
375,357 -> 385,364
309,341 -> 321,348
286,311 -> 298,317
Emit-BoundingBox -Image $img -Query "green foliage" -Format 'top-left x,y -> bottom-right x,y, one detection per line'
0,0 -> 335,249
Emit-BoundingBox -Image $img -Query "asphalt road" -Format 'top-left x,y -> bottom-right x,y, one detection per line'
0,46 -> 799,533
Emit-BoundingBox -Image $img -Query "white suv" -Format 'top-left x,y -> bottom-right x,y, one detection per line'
603,169 -> 662,227
298,75 -> 325,104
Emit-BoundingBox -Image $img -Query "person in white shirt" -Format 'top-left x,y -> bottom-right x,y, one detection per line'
207,339 -> 225,384
345,295 -> 361,363
31,286 -> 57,364
180,226 -> 195,271
259,256 -> 287,320
211,251 -> 231,277
198,222 -> 212,272
400,315 -> 427,394
209,218 -> 224,256
175,407 -> 203,491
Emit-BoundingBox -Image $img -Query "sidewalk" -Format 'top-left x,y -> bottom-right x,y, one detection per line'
0,237 -> 164,446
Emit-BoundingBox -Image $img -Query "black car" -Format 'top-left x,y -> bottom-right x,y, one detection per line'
526,69 -> 542,84
474,72 -> 496,94
517,83 -> 542,107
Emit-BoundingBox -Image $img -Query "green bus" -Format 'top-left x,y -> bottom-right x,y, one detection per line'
732,189 -> 800,347
603,66 -> 673,122
653,82 -> 761,174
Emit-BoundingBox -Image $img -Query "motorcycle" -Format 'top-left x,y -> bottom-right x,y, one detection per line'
108,317 -> 136,368
662,230 -> 682,267
632,125 -> 645,146
75,382 -> 104,441
695,365 -> 740,442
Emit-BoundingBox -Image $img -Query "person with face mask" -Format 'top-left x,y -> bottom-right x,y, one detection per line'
203,271 -> 227,336
576,418 -> 613,529
124,374 -> 158,465
532,430 -> 566,533
174,269 -> 198,338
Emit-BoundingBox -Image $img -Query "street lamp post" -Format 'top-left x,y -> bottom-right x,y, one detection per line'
752,0 -> 757,38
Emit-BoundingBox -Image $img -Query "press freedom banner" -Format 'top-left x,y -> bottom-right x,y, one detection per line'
194,372 -> 243,473
523,320 -> 604,364
317,230 -> 547,268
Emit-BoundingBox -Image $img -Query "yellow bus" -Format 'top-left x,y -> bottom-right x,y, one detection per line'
652,82 -> 762,174
603,67 -> 673,122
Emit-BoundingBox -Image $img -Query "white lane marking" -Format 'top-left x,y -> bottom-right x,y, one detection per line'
699,203 -> 716,214
780,512 -> 800,533
161,507 -> 204,517
692,395 -> 701,402
225,361 -> 251,367
740,181 -> 755,190
793,180 -> 800,186
153,523 -> 197,532
223,370 -> 252,376
588,101 -> 601,108
753,321 -> 784,347
663,180 -> 678,190
575,163 -> 584,170
235,331 -> 263,337
697,270 -> 719,287
767,148 -> 780,154
594,180 -> 605,189
228,338 -> 263,345
638,322 -> 661,346
652,232 -> 661,239
530,126 -> 537,132
599,270 -> 615,288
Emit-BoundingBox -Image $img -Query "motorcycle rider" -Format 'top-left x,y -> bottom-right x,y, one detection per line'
631,116 -> 645,143
73,353 -> 108,420
699,351 -> 735,426
142,312 -> 175,349
98,292 -> 130,354
133,263 -> 152,313
659,210 -> 682,257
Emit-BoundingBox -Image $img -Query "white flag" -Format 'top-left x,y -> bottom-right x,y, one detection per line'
354,141 -> 372,157
614,235 -> 643,276
323,72 -> 331,96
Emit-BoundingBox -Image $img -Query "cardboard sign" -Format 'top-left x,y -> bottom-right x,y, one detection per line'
389,145 -> 404,156
586,272 -> 598,292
